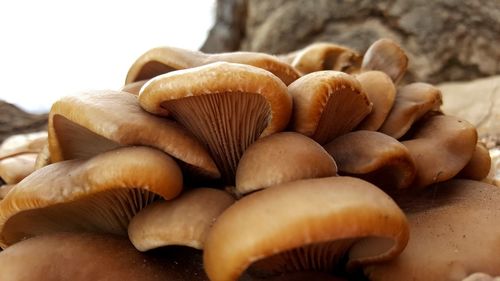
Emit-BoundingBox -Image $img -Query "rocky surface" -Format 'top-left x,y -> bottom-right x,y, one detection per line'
202,0 -> 500,84
0,101 -> 47,143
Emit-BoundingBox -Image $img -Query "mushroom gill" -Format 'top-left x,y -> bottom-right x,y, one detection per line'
139,62 -> 292,183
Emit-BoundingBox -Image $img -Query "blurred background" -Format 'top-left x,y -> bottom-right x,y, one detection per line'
0,0 -> 499,148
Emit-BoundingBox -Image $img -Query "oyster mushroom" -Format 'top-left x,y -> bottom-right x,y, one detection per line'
204,176 -> 409,281
48,90 -> 219,178
365,179 -> 500,281
139,62 -> 292,182
402,115 -> 477,188
0,153 -> 38,185
235,132 -> 337,196
0,185 -> 14,200
324,130 -> 415,190
0,146 -> 183,248
119,79 -> 149,95
288,71 -> 372,144
128,188 -> 234,251
458,142 -> 492,181
378,82 -> 443,139
361,38 -> 408,84
0,131 -> 47,159
0,232 -> 209,281
125,46 -> 300,86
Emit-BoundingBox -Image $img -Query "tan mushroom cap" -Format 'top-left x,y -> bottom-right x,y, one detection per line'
288,71 -> 372,144
0,131 -> 47,159
355,71 -> 397,131
119,79 -> 148,95
128,188 -> 234,251
34,143 -> 50,170
235,132 -> 337,195
290,42 -> 362,75
0,146 -> 183,248
365,179 -> 500,281
378,82 -> 443,139
0,232 -> 209,281
361,38 -> 408,84
0,153 -> 37,184
48,90 -> 219,178
402,115 -> 477,188
0,185 -> 14,200
458,142 -> 492,181
324,131 -> 415,190
204,176 -> 409,281
125,46 -> 300,85
139,62 -> 291,182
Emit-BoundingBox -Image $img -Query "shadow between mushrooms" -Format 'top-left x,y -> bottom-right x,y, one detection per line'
0,146 -> 183,248
139,62 -> 292,183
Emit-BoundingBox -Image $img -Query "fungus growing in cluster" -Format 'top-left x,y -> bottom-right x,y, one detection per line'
361,38 -> 408,84
458,142 -> 492,181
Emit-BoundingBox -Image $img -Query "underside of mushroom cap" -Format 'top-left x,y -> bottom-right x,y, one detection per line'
128,188 -> 234,251
361,38 -> 408,84
0,232 -> 209,281
288,71 -> 372,144
365,180 -> 500,281
236,132 -> 337,195
204,176 -> 409,281
324,131 -> 415,190
402,115 -> 477,188
290,42 -> 362,75
48,90 -> 219,179
378,82 -> 443,139
139,62 -> 291,182
0,146 -> 183,248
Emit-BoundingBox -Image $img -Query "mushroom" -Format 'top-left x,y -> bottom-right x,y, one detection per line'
364,179 -> 500,281
128,188 -> 234,251
0,185 -> 14,200
462,273 -> 500,281
125,46 -> 300,86
0,146 -> 183,248
287,42 -> 362,75
0,232 -> 209,281
204,176 -> 409,281
378,82 -> 443,139
0,131 -> 47,159
235,132 -> 337,196
48,90 -> 219,179
139,62 -> 292,182
401,115 -> 477,188
355,71 -> 397,131
361,38 -> 408,84
457,142 -> 492,181
324,130 -> 415,190
34,143 -> 51,169
288,71 -> 372,144
119,79 -> 149,95
0,153 -> 38,185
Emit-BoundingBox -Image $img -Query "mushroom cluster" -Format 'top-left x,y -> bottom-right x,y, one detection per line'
0,39 -> 498,281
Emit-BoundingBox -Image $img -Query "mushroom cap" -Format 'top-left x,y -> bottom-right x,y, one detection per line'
402,115 -> 477,188
0,146 -> 183,248
204,176 -> 409,281
48,90 -> 219,178
235,132 -> 337,195
0,131 -> 47,160
288,71 -> 372,144
0,232 -> 209,281
290,42 -> 361,75
0,185 -> 14,200
458,142 -> 492,181
0,153 -> 37,184
119,79 -> 148,95
34,143 -> 50,170
139,62 -> 291,182
365,179 -> 500,281
355,71 -> 397,131
324,130 -> 415,190
361,38 -> 408,84
378,82 -> 443,139
128,188 -> 234,251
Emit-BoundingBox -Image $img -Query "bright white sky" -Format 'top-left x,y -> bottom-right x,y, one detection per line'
0,0 -> 215,113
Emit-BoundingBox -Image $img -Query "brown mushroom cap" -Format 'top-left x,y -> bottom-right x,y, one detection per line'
324,130 -> 415,190
361,38 -> 408,84
48,90 -> 219,178
139,62 -> 291,182
0,131 -> 47,160
0,153 -> 37,184
365,179 -> 500,281
0,146 -> 183,248
402,115 -> 477,188
355,71 -> 397,131
289,42 -> 362,75
378,82 -> 443,139
128,188 -> 234,251
204,176 -> 409,281
0,232 -> 209,281
458,142 -> 492,181
235,132 -> 337,195
288,71 -> 372,144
